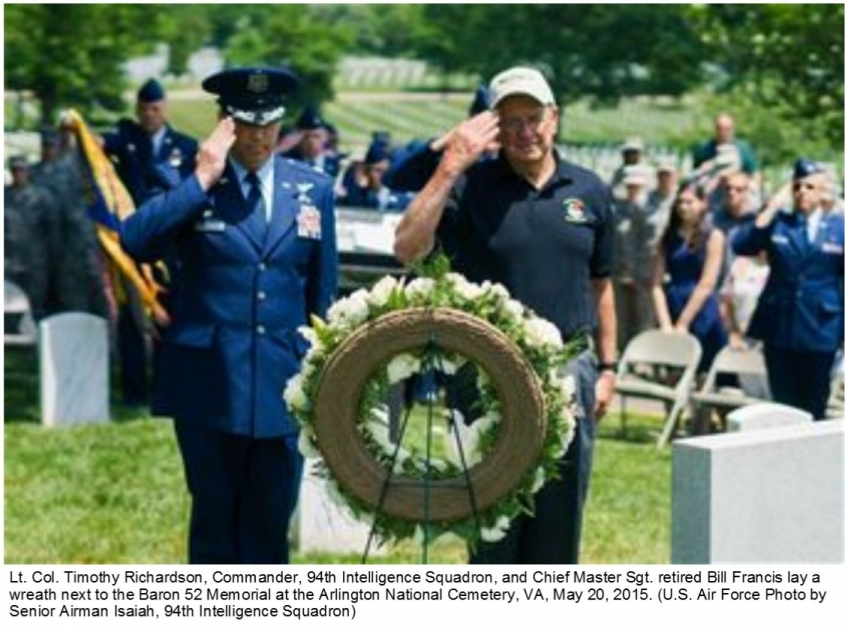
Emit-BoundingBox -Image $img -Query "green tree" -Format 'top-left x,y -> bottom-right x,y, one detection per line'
225,6 -> 351,109
5,4 -> 158,125
416,5 -> 705,104
696,4 -> 844,149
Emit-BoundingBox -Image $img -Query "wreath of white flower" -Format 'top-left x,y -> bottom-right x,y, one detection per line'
285,264 -> 579,549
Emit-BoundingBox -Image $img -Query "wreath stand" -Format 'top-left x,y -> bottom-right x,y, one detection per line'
310,308 -> 547,564
364,334 -> 479,563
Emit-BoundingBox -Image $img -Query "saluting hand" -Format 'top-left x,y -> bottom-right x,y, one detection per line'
439,111 -> 501,178
195,116 -> 237,190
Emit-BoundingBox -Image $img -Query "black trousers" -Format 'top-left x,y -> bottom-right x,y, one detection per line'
470,351 -> 597,564
117,303 -> 148,405
764,346 -> 836,420
174,422 -> 304,564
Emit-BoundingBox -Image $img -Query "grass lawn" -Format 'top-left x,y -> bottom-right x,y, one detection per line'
4,349 -> 671,565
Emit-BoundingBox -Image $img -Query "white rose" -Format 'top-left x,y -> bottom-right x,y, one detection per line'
283,374 -> 309,411
387,353 -> 421,384
502,298 -> 525,320
489,283 -> 511,301
405,277 -> 436,302
480,516 -> 511,542
447,273 -> 485,301
327,289 -> 370,326
368,275 -> 398,308
524,317 -> 563,348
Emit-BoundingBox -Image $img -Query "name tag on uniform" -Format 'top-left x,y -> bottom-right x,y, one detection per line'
194,219 -> 226,233
772,234 -> 789,245
822,242 -> 844,254
297,205 -> 322,240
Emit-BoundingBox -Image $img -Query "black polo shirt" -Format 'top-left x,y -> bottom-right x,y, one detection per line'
437,153 -> 614,339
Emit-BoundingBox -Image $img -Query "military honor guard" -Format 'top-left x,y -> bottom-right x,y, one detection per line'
103,78 -> 200,407
120,67 -> 338,563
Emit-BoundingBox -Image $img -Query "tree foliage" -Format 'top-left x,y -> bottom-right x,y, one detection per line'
695,4 -> 844,150
5,4 -> 156,124
4,4 -> 842,154
224,5 -> 351,110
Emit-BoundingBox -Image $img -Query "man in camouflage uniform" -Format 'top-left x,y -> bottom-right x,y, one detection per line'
4,155 -> 57,321
30,127 -> 109,319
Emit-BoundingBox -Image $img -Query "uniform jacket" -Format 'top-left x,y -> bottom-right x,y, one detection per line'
732,209 -> 844,352
119,156 -> 338,437
103,120 -> 198,204
282,146 -> 342,179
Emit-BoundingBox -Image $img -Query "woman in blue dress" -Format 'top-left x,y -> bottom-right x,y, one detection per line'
651,181 -> 728,430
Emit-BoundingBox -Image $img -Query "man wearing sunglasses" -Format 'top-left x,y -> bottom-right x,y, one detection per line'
732,158 -> 844,419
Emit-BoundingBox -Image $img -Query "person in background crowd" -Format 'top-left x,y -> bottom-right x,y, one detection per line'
384,84 -> 493,193
394,65 -> 617,564
609,137 -> 654,201
644,158 -> 678,252
693,112 -> 761,196
281,105 -> 342,179
4,155 -> 56,321
102,78 -> 199,407
732,158 -> 844,419
120,66 -> 338,564
30,127 -> 109,319
651,181 -> 728,432
338,139 -> 414,211
613,164 -> 652,350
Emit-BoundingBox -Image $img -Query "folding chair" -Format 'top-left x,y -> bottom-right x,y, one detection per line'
614,329 -> 702,448
690,344 -> 770,430
4,280 -> 37,347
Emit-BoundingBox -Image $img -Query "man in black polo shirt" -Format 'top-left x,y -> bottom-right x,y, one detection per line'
394,66 -> 617,564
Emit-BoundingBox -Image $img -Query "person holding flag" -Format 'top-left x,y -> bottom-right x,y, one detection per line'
101,79 -> 198,407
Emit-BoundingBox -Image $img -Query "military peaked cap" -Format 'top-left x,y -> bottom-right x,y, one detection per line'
202,67 -> 299,126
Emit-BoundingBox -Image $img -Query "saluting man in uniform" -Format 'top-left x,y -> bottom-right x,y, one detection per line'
732,158 -> 844,419
120,67 -> 338,564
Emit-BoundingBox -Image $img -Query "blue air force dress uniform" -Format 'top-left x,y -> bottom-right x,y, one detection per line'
120,67 -> 338,563
103,79 -> 199,406
281,105 -> 342,179
103,79 -> 199,205
732,159 -> 844,419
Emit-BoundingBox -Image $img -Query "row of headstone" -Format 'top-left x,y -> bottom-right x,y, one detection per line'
672,403 -> 843,563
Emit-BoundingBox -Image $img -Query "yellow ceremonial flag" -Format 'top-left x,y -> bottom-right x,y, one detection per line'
62,109 -> 169,323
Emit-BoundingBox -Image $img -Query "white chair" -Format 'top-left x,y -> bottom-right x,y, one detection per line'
4,280 -> 37,346
690,345 -> 770,430
614,329 -> 702,448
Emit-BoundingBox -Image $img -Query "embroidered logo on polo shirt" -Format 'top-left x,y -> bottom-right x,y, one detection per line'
562,198 -> 588,223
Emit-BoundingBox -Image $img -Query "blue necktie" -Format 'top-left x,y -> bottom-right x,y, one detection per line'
245,171 -> 268,234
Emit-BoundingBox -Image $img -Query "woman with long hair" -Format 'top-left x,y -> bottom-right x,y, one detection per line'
651,181 -> 728,432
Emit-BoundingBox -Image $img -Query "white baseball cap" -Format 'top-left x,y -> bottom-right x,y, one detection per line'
489,67 -> 556,108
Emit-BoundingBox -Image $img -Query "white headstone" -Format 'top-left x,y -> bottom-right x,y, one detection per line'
294,460 -> 385,557
727,402 -> 813,432
39,312 -> 110,426
672,421 -> 844,563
